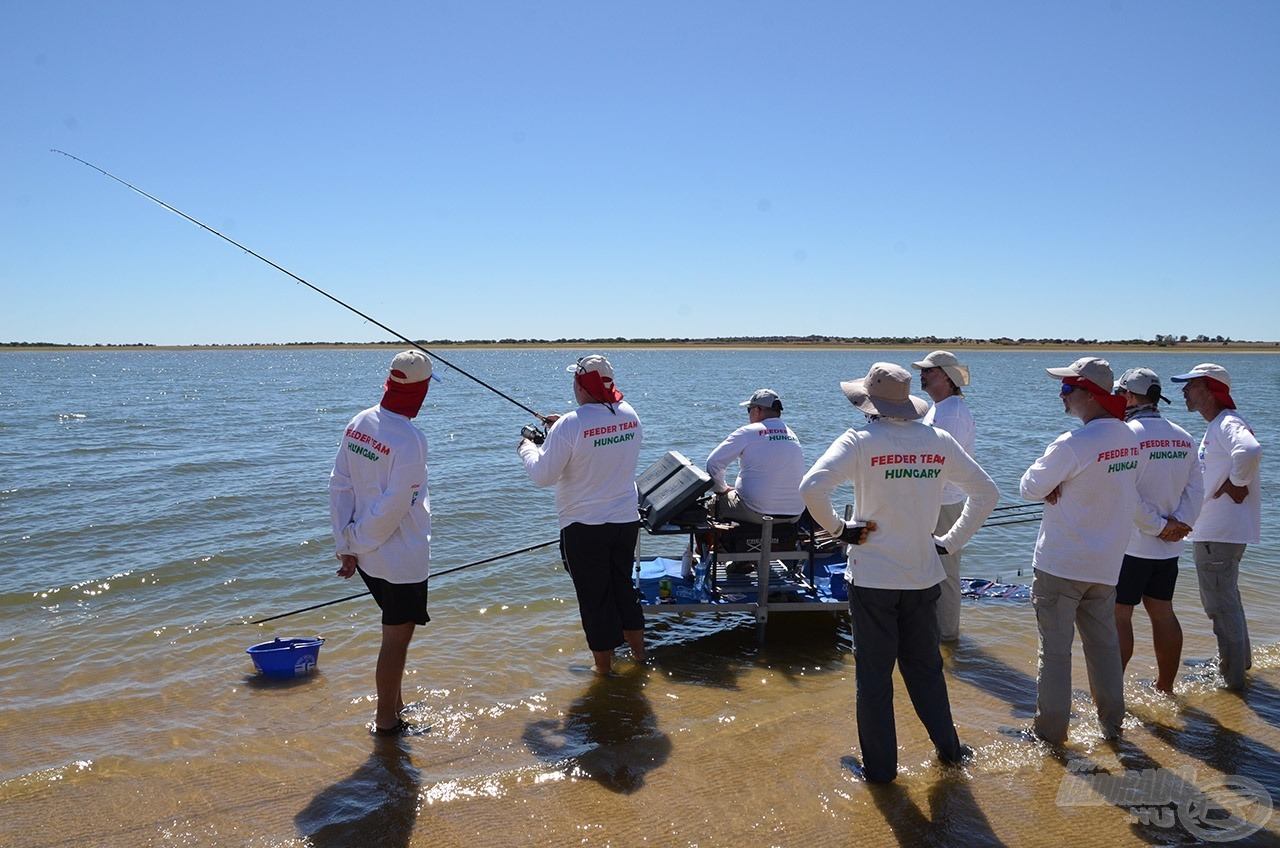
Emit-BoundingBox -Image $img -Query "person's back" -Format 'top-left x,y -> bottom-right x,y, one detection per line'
1022,416 -> 1141,583
812,418 -> 989,589
799,362 -> 997,783
1020,356 -> 1139,744
332,404 -> 431,581
527,399 -> 642,527
1126,414 -> 1201,558
517,354 -> 646,674
706,389 -> 806,521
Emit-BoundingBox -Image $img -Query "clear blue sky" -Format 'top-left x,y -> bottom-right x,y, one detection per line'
4,1 -> 1277,345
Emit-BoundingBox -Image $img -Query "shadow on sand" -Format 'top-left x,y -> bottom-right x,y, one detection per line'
866,774 -> 1007,848
295,735 -> 421,848
522,668 -> 672,794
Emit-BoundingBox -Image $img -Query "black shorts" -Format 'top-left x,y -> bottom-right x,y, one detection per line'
358,567 -> 430,626
1115,555 -> 1180,606
559,521 -> 643,651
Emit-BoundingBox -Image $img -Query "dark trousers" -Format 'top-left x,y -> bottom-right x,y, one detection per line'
560,521 -> 643,651
849,582 -> 960,782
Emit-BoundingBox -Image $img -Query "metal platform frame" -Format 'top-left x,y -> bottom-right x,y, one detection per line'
638,515 -> 844,644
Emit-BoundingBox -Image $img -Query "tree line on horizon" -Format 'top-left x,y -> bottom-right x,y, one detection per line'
3,333 -> 1272,349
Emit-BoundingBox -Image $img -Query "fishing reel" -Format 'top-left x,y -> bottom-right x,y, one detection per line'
520,424 -> 547,445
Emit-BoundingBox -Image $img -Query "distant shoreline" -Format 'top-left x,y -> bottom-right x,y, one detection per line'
5,339 -> 1279,353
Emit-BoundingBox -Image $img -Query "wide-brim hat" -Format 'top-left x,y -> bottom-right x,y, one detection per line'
841,362 -> 929,420
911,350 -> 970,387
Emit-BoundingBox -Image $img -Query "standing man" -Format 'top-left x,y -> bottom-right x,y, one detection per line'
518,355 -> 646,675
705,388 -> 806,524
1170,363 -> 1262,690
1020,357 -> 1140,744
800,363 -> 998,783
1113,368 -> 1203,695
912,350 -> 975,642
329,350 -> 434,735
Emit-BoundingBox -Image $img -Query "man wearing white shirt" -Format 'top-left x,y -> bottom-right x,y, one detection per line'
706,388 -> 806,524
912,350 -> 975,642
801,363 -> 998,783
329,350 -> 435,735
1020,357 -> 1140,744
519,355 -> 646,675
1113,368 -> 1203,695
1170,363 -> 1263,690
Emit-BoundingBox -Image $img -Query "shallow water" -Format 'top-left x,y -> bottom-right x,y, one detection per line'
2,347 -> 1280,847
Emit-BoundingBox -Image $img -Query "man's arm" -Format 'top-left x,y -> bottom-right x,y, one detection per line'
705,427 -> 748,493
1216,416 -> 1262,503
1020,438 -> 1074,504
936,436 -> 999,552
519,413 -> 574,488
799,430 -> 859,538
343,438 -> 428,554
328,445 -> 357,557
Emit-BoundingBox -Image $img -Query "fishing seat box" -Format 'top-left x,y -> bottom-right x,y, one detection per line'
637,451 -> 713,531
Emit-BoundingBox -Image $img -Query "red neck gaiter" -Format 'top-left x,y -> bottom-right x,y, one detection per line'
380,379 -> 428,418
1205,378 -> 1237,410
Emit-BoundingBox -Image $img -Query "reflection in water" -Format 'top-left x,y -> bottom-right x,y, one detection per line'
295,736 -> 421,848
523,669 -> 671,794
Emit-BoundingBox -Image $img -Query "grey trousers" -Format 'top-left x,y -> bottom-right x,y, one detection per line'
1193,541 -> 1252,689
712,489 -> 798,525
1031,569 -> 1126,744
934,501 -> 965,641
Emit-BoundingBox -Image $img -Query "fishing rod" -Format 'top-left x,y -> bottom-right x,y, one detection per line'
53,149 -> 548,424
991,502 -> 1044,512
243,538 -> 558,625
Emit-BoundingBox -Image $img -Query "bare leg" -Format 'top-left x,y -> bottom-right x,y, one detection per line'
591,649 -> 614,675
623,629 -> 646,663
375,622 -> 416,730
1143,597 -> 1182,695
1115,603 -> 1136,672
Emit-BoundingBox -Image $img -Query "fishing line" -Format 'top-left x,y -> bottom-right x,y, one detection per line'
242,538 -> 558,625
53,149 -> 548,424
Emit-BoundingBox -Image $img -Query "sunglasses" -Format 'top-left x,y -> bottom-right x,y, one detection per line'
1060,383 -> 1085,396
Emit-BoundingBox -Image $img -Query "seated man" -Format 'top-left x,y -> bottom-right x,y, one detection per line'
706,389 -> 806,525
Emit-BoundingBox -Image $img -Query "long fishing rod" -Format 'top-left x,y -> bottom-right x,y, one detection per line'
53,149 -> 548,424
243,538 -> 558,625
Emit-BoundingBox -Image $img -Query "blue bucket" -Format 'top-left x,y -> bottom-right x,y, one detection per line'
246,637 -> 324,678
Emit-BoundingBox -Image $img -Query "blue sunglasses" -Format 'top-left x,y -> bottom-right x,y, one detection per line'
1060,383 -> 1084,396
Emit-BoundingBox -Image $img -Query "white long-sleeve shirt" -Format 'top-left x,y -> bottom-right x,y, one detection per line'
519,400 -> 643,528
1189,409 -> 1262,545
800,418 -> 999,590
1020,417 -> 1140,584
705,418 -> 806,515
328,405 -> 431,584
923,394 -> 976,506
1125,412 -> 1203,559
